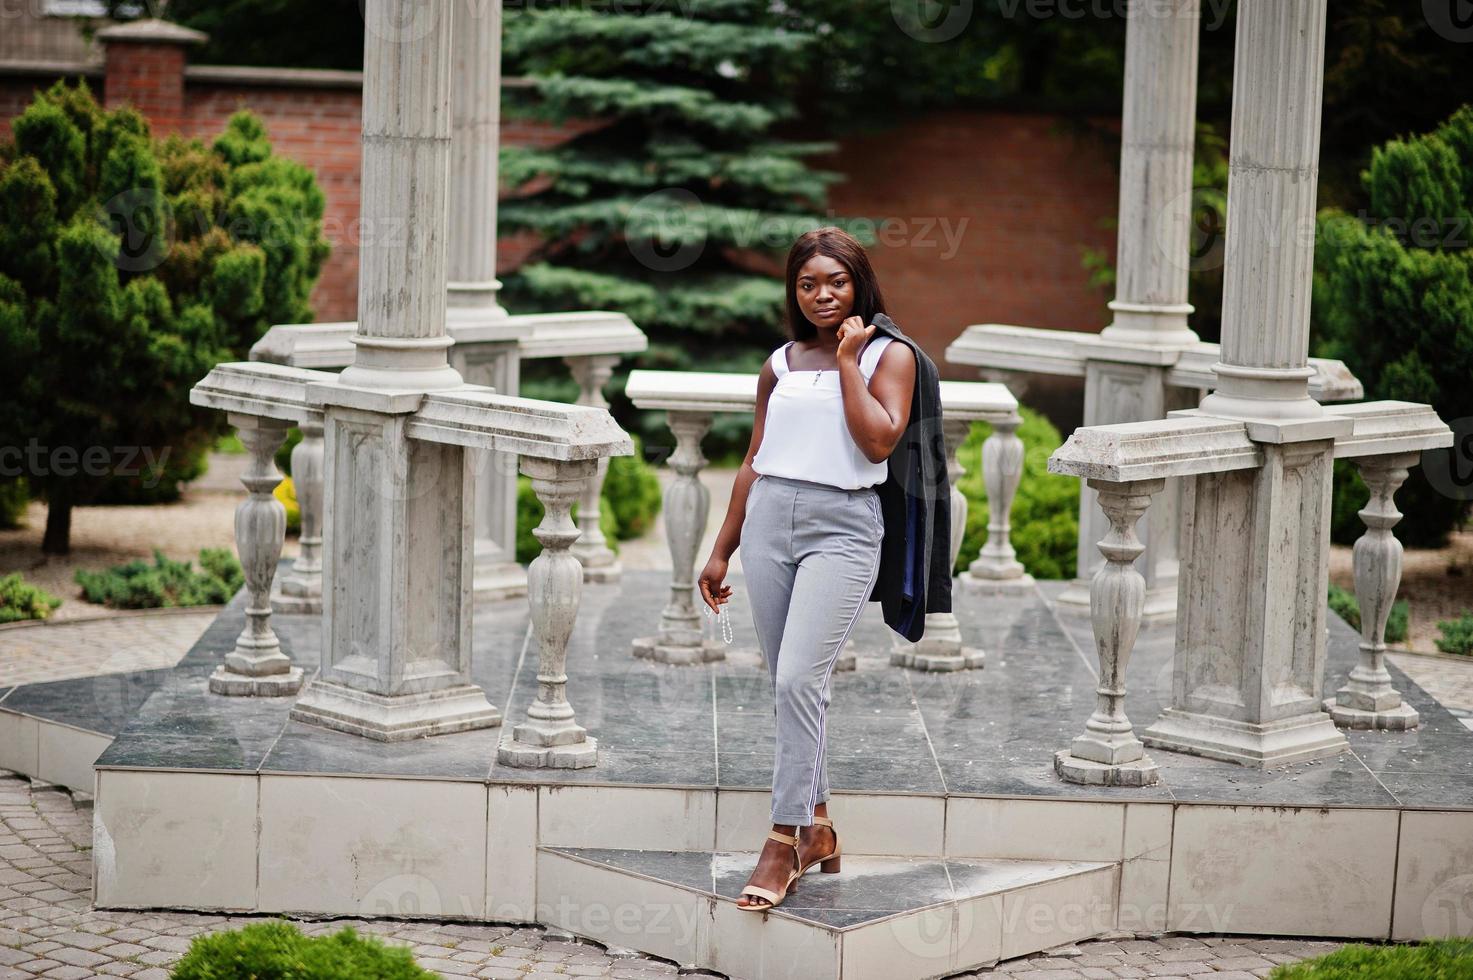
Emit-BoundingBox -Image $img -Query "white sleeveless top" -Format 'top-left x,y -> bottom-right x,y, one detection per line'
751,335 -> 896,489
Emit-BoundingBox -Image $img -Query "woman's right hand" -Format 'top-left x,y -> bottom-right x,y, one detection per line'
698,556 -> 732,614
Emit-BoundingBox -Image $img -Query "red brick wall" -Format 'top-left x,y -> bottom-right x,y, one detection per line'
1,55 -> 1122,383
808,110 -> 1120,383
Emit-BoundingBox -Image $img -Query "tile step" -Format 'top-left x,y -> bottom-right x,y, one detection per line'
537,845 -> 1121,980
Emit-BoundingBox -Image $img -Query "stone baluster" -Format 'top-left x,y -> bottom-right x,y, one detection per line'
271,419 -> 324,615
1056,477 -> 1163,786
565,354 -> 623,582
211,413 -> 305,696
499,457 -> 600,767
631,410 -> 726,664
893,415 -> 985,670
964,410 -> 1035,590
1324,452 -> 1421,730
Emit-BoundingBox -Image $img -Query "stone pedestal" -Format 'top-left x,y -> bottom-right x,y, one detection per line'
290,401 -> 501,740
1142,433 -> 1348,766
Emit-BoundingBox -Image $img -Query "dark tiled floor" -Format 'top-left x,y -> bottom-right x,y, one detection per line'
6,562 -> 1470,809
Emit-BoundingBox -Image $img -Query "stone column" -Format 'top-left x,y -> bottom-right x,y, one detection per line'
566,354 -> 623,581
1142,0 -> 1350,767
1196,0 -> 1326,424
1054,0 -> 1201,620
292,0 -> 501,740
631,410 -> 726,664
1056,478 -> 1163,786
446,0 -> 531,601
894,415 -> 985,670
447,0 -> 510,324
1324,452 -> 1421,730
1097,0 -> 1201,349
210,414 -> 305,696
272,419 -> 324,614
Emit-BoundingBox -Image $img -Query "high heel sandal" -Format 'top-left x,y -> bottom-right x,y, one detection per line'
737,829 -> 802,912
797,815 -> 842,876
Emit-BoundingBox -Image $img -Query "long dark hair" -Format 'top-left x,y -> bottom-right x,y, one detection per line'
783,227 -> 887,341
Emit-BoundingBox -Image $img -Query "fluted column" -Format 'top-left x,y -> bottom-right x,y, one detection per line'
272,419 -> 324,615
499,457 -> 599,768
335,0 -> 462,392
1098,0 -> 1201,347
894,415 -> 984,670
631,410 -> 726,664
566,354 -> 622,581
1198,0 -> 1328,421
1056,478 -> 1163,787
211,413 -> 304,696
1325,452 -> 1421,730
447,0 -> 509,321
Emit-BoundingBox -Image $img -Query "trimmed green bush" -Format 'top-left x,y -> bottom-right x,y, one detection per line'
954,406 -> 1080,581
1327,583 -> 1410,644
74,547 -> 243,609
598,432 -> 663,541
1435,611 -> 1473,656
1267,938 -> 1473,978
0,573 -> 62,623
168,919 -> 436,980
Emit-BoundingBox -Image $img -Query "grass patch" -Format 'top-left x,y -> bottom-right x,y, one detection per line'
1268,938 -> 1473,978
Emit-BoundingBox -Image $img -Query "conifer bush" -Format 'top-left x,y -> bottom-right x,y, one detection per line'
0,80 -> 329,554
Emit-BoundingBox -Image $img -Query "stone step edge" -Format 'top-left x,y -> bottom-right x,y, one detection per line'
539,844 -> 1118,933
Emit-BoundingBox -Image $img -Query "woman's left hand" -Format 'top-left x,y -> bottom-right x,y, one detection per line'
837,316 -> 875,365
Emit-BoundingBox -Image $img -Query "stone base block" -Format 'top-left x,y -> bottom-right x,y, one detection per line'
958,570 -> 1037,594
630,635 -> 727,665
1323,696 -> 1420,732
891,648 -> 986,672
834,648 -> 856,672
580,559 -> 622,584
498,735 -> 599,769
1054,749 -> 1160,787
474,561 -> 529,601
289,679 -> 502,741
1141,707 -> 1348,767
269,588 -> 322,616
210,665 -> 306,697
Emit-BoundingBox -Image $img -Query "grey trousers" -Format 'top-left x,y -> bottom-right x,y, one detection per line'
739,472 -> 884,826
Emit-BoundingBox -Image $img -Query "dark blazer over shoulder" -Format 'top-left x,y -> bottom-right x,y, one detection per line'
866,312 -> 953,641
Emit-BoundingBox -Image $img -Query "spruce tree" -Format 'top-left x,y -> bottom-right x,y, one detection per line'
499,0 -> 873,454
